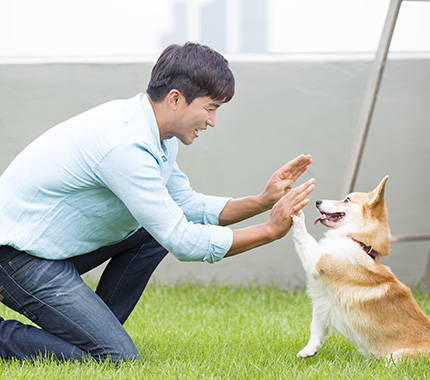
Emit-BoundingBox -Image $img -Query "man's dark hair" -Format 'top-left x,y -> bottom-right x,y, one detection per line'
146,42 -> 235,104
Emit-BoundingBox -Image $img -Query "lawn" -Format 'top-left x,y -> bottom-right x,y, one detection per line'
0,283 -> 429,379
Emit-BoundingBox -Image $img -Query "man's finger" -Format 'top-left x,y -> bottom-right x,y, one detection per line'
291,198 -> 311,215
289,178 -> 315,194
286,154 -> 312,170
278,154 -> 312,179
284,179 -> 315,204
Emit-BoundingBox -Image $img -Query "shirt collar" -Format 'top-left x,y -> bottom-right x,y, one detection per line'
139,93 -> 168,155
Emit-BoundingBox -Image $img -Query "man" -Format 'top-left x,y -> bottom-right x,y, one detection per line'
0,42 -> 314,362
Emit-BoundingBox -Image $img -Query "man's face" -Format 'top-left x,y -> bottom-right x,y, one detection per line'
173,96 -> 222,145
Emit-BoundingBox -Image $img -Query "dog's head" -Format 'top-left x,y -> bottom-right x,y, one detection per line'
314,176 -> 390,256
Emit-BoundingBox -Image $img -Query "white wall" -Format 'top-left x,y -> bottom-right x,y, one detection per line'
0,54 -> 429,287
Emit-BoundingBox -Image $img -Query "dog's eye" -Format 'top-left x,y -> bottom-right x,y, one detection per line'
343,197 -> 351,203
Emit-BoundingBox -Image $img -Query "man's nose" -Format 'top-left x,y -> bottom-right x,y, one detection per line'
207,111 -> 217,127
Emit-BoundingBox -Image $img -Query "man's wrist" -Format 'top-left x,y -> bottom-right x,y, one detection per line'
255,193 -> 272,213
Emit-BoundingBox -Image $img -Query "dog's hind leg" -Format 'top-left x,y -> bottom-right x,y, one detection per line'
384,348 -> 430,363
297,307 -> 328,358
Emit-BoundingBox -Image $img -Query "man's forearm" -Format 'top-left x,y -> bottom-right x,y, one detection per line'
224,223 -> 275,257
218,196 -> 269,226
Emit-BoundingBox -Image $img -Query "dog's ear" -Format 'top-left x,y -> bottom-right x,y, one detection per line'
368,175 -> 389,208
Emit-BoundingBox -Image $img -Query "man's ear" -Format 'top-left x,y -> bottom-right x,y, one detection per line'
368,175 -> 389,208
167,89 -> 182,110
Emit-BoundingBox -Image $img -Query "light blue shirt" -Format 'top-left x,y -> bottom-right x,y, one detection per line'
0,94 -> 233,263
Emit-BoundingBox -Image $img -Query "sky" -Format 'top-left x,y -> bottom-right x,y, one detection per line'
0,0 -> 429,58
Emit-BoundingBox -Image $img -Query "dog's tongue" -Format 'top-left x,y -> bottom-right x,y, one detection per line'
314,215 -> 324,225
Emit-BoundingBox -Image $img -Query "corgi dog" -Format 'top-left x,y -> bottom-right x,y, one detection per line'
291,176 -> 430,362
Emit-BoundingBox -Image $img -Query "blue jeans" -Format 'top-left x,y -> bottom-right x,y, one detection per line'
0,228 -> 167,362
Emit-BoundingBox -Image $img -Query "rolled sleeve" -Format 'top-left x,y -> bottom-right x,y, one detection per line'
203,224 -> 234,263
202,195 -> 231,226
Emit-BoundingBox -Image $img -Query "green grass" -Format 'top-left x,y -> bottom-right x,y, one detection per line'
0,283 -> 429,379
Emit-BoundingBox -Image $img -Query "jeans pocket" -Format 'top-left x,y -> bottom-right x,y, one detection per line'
5,252 -> 39,280
0,285 -> 38,323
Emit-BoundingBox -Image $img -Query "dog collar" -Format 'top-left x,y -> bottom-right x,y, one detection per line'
352,238 -> 378,260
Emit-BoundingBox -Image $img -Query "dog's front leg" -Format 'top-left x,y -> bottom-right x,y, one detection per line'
297,307 -> 328,358
292,210 -> 323,278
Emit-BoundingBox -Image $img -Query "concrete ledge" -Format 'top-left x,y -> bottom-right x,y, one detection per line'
1,51 -> 430,64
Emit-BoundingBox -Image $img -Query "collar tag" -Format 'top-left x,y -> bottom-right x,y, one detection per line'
161,155 -> 167,162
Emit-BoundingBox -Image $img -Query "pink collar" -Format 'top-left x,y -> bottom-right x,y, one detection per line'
352,238 -> 378,260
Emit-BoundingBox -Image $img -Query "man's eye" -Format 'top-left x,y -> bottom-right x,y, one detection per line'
343,197 -> 351,203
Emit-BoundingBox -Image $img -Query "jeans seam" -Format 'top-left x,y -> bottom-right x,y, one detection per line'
0,284 -> 38,322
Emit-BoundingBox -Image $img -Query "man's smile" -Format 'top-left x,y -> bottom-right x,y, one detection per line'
194,127 -> 206,137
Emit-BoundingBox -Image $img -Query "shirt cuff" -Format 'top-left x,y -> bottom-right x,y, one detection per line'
202,225 -> 233,263
203,196 -> 232,226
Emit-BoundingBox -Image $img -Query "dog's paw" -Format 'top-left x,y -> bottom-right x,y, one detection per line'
292,213 -> 306,240
292,210 -> 305,230
297,345 -> 318,358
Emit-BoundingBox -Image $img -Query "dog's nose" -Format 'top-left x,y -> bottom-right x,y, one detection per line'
316,200 -> 322,206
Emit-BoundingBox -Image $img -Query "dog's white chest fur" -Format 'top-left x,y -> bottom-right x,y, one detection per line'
305,258 -> 380,357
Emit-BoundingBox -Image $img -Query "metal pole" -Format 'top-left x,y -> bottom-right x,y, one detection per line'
423,246 -> 430,291
338,0 -> 430,290
340,0 -> 402,196
391,234 -> 430,243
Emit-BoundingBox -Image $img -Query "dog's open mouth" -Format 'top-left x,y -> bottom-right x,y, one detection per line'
314,212 -> 345,225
